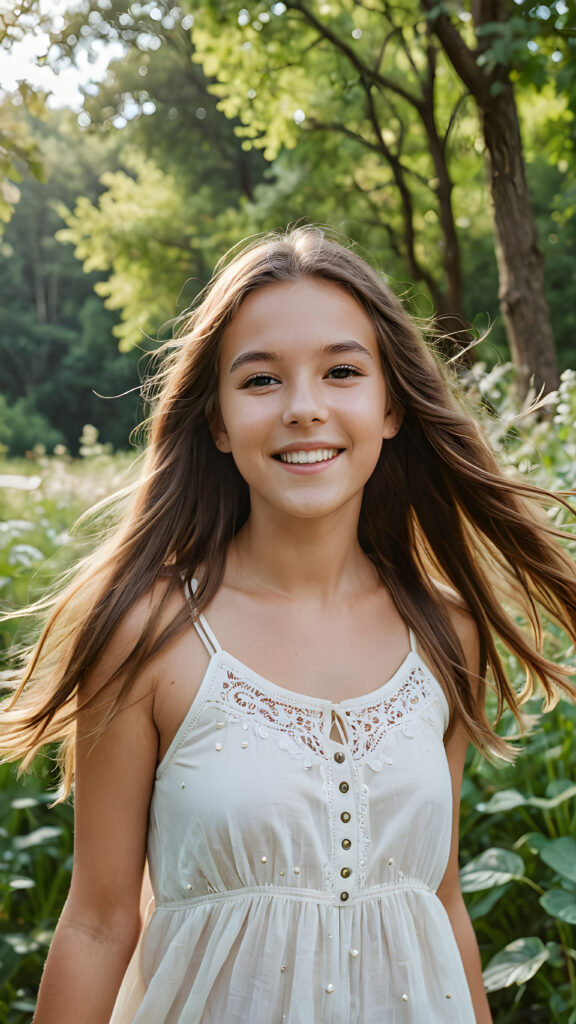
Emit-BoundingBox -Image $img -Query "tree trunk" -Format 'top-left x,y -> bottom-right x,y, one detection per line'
478,86 -> 558,395
420,0 -> 559,395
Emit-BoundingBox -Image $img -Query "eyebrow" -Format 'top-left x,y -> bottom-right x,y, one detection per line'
228,340 -> 374,374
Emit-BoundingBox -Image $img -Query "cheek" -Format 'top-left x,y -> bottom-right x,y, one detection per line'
348,386 -> 388,436
220,396 -> 272,452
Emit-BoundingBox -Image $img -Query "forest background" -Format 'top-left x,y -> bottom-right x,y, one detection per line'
1,0 -> 576,1022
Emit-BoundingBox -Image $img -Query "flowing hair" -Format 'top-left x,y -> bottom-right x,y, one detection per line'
2,225 -> 575,798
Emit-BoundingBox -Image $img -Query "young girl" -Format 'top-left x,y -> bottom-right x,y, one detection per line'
2,226 -> 575,1024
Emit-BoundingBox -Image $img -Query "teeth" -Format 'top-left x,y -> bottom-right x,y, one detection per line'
279,448 -> 339,464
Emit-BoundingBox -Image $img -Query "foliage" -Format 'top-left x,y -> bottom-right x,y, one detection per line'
0,110 -> 143,454
0,0 -> 49,233
458,363 -> 576,1021
0,395 -> 64,457
0,762 -> 73,1024
0,449 -> 137,1020
50,0 -> 267,350
0,88 -> 46,233
0,364 -> 575,1018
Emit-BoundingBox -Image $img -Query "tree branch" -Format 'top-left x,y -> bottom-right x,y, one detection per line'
288,0 -> 424,110
419,0 -> 489,101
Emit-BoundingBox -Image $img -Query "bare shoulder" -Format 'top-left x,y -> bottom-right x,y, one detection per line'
430,579 -> 481,678
81,576 -> 206,706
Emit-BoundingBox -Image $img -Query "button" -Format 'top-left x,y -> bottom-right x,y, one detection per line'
342,838 -> 351,850
340,891 -> 349,901
350,948 -> 359,958
334,751 -> 345,763
339,781 -> 349,793
340,811 -> 351,823
341,867 -> 351,878
325,984 -> 334,993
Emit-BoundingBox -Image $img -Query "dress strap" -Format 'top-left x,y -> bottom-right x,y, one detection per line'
408,627 -> 417,654
183,577 -> 222,656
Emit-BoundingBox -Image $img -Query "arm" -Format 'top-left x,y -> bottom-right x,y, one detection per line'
436,609 -> 493,1024
33,608 -> 159,1024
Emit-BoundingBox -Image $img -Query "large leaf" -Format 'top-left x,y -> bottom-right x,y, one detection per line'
460,847 -> 525,892
538,837 -> 576,883
478,782 -> 576,814
540,888 -> 576,925
483,937 -> 550,992
467,883 -> 509,921
12,826 -> 61,851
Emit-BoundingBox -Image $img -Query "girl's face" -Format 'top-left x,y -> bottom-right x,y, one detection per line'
213,277 -> 402,523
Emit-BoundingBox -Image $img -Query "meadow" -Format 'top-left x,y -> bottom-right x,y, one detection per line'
1,368 -> 575,1023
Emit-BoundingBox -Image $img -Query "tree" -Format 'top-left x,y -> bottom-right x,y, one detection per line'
0,109 -> 142,452
420,0 -> 569,393
186,0 -> 569,390
50,0 -> 267,348
0,1 -> 47,231
189,0 -> 486,339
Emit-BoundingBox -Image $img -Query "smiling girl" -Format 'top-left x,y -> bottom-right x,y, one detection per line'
2,227 -> 576,1024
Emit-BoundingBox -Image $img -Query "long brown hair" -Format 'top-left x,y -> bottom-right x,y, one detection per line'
2,225 -> 575,797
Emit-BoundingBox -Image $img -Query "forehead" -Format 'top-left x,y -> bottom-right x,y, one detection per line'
220,277 -> 378,360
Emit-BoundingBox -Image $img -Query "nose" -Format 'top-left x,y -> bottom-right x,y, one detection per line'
281,376 -> 329,427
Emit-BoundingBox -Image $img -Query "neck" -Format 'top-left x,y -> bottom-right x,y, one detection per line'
227,501 -> 377,604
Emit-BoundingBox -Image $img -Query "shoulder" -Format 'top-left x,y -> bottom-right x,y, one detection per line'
430,580 -> 480,674
81,576 -> 203,706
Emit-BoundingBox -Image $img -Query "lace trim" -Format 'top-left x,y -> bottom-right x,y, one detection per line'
214,661 -> 441,765
220,666 -> 327,763
343,665 -> 439,762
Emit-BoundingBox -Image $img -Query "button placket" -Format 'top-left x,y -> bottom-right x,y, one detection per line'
331,738 -> 356,904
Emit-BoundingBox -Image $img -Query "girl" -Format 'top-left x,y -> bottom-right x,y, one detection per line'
2,226 -> 576,1024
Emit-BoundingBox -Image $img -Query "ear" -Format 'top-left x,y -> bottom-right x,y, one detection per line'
209,411 -> 232,453
382,403 -> 403,440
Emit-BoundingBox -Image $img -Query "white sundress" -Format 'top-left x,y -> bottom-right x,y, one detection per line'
110,591 -> 477,1023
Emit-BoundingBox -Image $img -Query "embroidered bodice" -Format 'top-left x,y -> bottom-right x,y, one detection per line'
109,593 -> 476,1024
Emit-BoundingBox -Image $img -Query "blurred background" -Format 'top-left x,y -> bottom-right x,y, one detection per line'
0,2 -> 575,1022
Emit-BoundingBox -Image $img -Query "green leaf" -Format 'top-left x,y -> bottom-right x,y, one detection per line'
483,937 -> 550,992
477,789 -> 526,812
12,826 -> 62,850
540,888 -> 576,925
10,797 -> 40,810
538,837 -> 576,883
467,883 -> 509,921
9,877 -> 36,890
477,782 -> 576,813
460,847 -> 525,892
516,831 -> 548,854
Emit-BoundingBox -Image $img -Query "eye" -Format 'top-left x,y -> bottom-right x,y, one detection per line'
326,364 -> 363,380
240,372 -> 280,388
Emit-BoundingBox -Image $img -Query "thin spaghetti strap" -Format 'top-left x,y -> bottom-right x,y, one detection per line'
408,627 -> 417,654
183,577 -> 222,656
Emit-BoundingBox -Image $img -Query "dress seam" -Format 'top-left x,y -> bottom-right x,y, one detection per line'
154,879 -> 435,911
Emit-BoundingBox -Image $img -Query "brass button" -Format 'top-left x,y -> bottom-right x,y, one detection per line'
342,838 -> 351,850
339,781 -> 349,793
334,751 -> 345,763
340,811 -> 351,823
340,891 -> 349,901
341,866 -> 351,878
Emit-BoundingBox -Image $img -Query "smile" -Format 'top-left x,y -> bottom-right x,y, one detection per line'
276,448 -> 341,465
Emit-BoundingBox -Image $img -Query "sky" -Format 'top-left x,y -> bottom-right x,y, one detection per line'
1,1 -> 121,110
